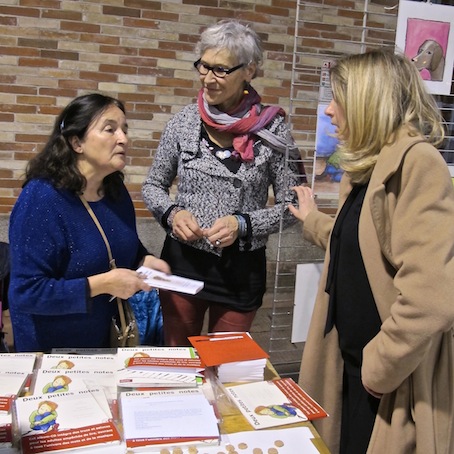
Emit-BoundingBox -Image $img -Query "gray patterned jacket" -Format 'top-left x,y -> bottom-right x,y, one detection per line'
142,103 -> 301,255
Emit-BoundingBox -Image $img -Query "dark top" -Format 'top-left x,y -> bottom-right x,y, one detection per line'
325,184 -> 382,376
201,126 -> 241,173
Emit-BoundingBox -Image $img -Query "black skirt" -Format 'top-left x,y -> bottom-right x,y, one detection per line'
160,236 -> 266,312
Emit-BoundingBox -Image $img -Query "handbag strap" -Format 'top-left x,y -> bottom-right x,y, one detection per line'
79,195 -> 127,333
79,195 -> 115,268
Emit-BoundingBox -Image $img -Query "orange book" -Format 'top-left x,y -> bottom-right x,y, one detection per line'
188,332 -> 269,367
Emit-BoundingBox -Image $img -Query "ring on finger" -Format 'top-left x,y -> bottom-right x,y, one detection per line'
215,239 -> 221,247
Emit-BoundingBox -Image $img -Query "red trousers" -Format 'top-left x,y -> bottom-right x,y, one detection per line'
159,290 -> 257,346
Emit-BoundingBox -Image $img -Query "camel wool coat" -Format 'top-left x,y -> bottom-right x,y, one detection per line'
298,126 -> 454,454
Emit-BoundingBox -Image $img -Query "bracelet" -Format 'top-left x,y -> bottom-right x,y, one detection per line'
167,206 -> 183,227
234,214 -> 247,238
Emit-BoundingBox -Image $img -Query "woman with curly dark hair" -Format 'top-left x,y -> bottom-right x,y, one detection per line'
8,93 -> 169,352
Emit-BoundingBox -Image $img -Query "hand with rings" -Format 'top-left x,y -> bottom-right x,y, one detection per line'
171,209 -> 204,242
203,215 -> 239,249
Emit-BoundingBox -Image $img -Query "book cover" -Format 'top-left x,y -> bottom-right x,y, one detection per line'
31,369 -> 117,402
120,388 -> 220,452
116,369 -> 202,389
0,353 -> 37,373
116,347 -> 203,388
0,371 -> 30,413
0,413 -> 13,447
0,354 -> 38,404
136,266 -> 204,295
39,354 -> 116,372
126,354 -> 204,373
116,346 -> 200,367
188,332 -> 269,367
15,388 -> 121,454
225,378 -> 328,430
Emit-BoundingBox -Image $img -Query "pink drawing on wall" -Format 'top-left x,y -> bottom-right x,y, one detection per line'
396,1 -> 454,95
404,18 -> 450,81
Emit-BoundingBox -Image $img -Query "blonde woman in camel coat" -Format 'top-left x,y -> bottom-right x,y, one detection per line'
290,50 -> 454,454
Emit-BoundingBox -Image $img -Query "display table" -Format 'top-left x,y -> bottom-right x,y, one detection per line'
3,352 -> 330,454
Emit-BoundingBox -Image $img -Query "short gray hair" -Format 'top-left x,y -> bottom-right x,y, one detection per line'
195,20 -> 263,78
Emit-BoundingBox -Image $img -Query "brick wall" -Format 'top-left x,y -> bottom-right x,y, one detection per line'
0,0 -> 298,217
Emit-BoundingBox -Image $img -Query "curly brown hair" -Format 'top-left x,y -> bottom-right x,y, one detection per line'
24,93 -> 126,199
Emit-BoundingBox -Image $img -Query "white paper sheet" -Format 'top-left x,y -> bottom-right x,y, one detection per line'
121,391 -> 219,440
291,263 -> 323,343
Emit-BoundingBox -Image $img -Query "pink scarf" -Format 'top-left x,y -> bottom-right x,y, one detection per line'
197,86 -> 285,162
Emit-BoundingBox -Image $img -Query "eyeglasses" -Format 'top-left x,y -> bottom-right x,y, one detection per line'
193,59 -> 244,78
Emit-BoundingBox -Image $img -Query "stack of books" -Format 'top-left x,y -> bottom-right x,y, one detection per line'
0,353 -> 37,451
115,346 -> 204,389
189,332 -> 269,382
14,387 -> 122,454
120,387 -> 220,452
31,353 -> 118,404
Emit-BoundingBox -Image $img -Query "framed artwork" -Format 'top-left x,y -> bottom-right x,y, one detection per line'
313,104 -> 342,200
396,0 -> 454,95
313,59 -> 343,202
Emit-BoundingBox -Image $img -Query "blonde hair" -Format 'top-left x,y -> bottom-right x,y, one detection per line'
330,49 -> 445,184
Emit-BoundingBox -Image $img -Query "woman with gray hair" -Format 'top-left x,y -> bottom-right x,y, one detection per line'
142,19 -> 303,346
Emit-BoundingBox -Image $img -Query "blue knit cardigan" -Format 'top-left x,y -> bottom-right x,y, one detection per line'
8,179 -> 147,352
